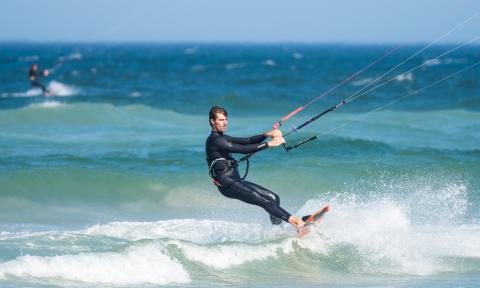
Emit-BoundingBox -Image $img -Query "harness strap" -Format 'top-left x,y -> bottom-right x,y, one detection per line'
212,179 -> 222,187
241,158 -> 249,180
209,157 -> 250,186
208,158 -> 227,178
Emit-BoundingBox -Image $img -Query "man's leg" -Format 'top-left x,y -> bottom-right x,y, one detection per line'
31,81 -> 49,95
244,181 -> 283,225
219,180 -> 292,224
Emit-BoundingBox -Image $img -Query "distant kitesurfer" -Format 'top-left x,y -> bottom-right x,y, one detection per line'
205,106 -> 306,231
28,64 -> 51,95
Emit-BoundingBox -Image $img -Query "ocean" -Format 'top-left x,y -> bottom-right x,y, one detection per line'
0,43 -> 479,287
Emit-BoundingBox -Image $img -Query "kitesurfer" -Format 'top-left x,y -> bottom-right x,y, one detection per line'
205,106 -> 306,231
28,64 -> 51,95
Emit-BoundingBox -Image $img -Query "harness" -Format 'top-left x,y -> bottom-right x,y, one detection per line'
208,157 -> 250,186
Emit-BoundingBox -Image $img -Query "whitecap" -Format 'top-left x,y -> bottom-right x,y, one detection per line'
47,81 -> 78,96
423,58 -> 441,66
225,63 -> 246,70
351,77 -> 374,86
171,239 -> 294,269
29,101 -> 65,109
58,52 -> 82,62
1,82 -> 76,98
395,72 -> 413,82
3,88 -> 43,98
292,52 -> 303,60
263,59 -> 276,67
129,91 -> 142,98
84,219 -> 280,244
0,243 -> 190,285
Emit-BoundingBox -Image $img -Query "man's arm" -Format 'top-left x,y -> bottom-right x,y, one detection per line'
29,70 -> 48,81
225,134 -> 266,145
226,128 -> 282,145
215,134 -> 285,155
215,136 -> 268,154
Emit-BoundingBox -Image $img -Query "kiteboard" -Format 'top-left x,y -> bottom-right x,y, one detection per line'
298,205 -> 330,237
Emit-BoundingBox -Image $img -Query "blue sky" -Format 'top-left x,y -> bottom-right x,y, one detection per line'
1,0 -> 480,43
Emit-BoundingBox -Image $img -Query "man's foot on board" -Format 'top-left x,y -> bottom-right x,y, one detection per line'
297,222 -> 310,237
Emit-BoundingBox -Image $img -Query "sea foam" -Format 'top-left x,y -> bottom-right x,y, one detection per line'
85,219 -> 284,244
296,177 -> 480,275
171,239 -> 294,269
0,243 -> 190,285
46,81 -> 78,96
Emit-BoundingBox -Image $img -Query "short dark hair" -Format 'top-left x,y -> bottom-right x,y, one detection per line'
209,106 -> 227,126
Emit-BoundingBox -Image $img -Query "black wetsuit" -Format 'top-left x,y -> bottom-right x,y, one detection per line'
205,131 -> 291,225
28,69 -> 48,94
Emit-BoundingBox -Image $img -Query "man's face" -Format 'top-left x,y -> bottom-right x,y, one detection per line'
211,113 -> 227,132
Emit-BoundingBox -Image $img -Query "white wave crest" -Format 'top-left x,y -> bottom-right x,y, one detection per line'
58,53 -> 82,61
172,239 -> 294,269
46,81 -> 77,97
85,219 -> 283,244
129,91 -> 142,98
292,52 -> 303,60
1,81 -> 78,98
29,101 -> 65,109
1,88 -> 43,98
423,58 -> 442,66
395,72 -> 413,82
0,243 -> 190,285
225,63 -> 246,70
351,77 -> 374,86
263,59 -> 276,67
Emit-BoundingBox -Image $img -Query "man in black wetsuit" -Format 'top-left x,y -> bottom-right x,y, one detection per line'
205,106 -> 306,231
28,64 -> 50,95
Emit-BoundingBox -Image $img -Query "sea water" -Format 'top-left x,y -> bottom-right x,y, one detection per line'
0,43 -> 479,287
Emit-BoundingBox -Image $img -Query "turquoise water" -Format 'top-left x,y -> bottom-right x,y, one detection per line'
0,43 -> 479,287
